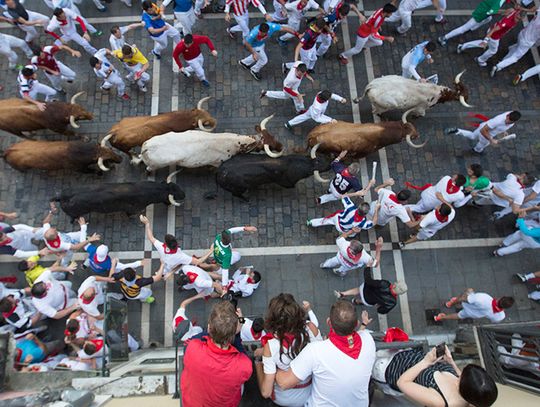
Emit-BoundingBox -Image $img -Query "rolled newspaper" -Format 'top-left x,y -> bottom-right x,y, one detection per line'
371,161 -> 377,182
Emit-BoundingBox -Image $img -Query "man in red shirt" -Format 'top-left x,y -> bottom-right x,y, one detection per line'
457,8 -> 524,67
181,301 -> 252,407
31,44 -> 80,92
173,33 -> 217,87
338,3 -> 396,65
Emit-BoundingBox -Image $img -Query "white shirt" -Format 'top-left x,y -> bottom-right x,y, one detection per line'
419,208 -> 455,237
181,265 -> 214,296
480,111 -> 515,138
109,26 -> 129,51
520,12 -> 540,44
32,270 -> 68,318
309,93 -> 345,122
67,313 -> 92,339
42,223 -> 86,252
46,8 -> 79,36
461,292 -> 506,323
375,189 -> 411,226
285,0 -> 319,21
93,49 -> 118,80
290,330 -> 376,407
283,61 -> 305,96
491,173 -> 525,207
77,276 -> 102,317
240,318 -> 265,341
398,0 -> 420,13
421,175 -> 465,208
154,239 -> 192,274
172,306 -> 202,340
336,237 -> 373,268
230,269 -> 259,297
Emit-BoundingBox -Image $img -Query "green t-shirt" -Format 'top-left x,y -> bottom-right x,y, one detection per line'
465,175 -> 491,190
213,233 -> 232,269
472,0 -> 504,22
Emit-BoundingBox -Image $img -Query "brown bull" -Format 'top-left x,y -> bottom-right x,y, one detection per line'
3,140 -> 122,173
0,92 -> 93,137
101,97 -> 217,160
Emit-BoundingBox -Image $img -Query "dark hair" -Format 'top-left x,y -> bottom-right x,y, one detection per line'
425,41 -> 436,52
439,203 -> 452,216
259,22 -> 270,33
110,25 -> 120,34
31,282 -> 47,298
66,318 -> 80,335
382,3 -> 397,13
184,34 -> 193,44
122,267 -> 136,282
397,189 -> 411,202
177,272 -> 190,287
469,163 -> 483,178
83,342 -> 97,355
455,174 -> 466,187
208,300 -> 238,346
0,297 -> 13,312
121,44 -> 133,56
521,172 -> 535,186
330,300 -> 358,336
349,240 -> 363,255
53,7 -> 64,17
22,67 -> 34,77
252,270 -> 261,283
18,260 -> 30,272
296,63 -> 308,73
459,364 -> 498,406
164,234 -> 178,250
89,56 -> 100,68
265,293 -> 309,362
508,111 -> 521,122
314,17 -> 326,29
338,3 -> 350,15
221,230 -> 231,246
31,44 -> 42,56
141,0 -> 153,11
498,296 -> 514,309
318,90 -> 332,102
252,317 -> 264,333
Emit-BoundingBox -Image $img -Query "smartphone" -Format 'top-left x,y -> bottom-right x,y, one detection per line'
436,343 -> 446,358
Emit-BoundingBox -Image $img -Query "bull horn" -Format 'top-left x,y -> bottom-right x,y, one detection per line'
401,108 -> 415,124
198,118 -> 216,132
264,144 -> 284,158
166,169 -> 183,184
100,134 -> 112,147
168,194 -> 183,207
310,144 -> 329,183
97,157 -> 110,172
454,70 -> 465,84
406,134 -> 427,149
69,115 -> 80,129
70,91 -> 85,105
459,95 -> 473,108
196,96 -> 211,110
260,114 -> 275,131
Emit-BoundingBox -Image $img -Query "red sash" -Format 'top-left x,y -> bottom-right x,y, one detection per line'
388,194 -> 400,204
446,179 -> 460,194
47,236 -> 61,249
434,209 -> 449,223
405,181 -> 432,191
162,243 -> 177,254
186,272 -> 198,284
250,327 -> 262,340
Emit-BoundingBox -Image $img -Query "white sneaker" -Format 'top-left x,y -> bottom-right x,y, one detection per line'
139,86 -> 148,92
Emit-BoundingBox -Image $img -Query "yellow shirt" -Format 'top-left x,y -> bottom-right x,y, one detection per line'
113,46 -> 148,66
24,255 -> 46,286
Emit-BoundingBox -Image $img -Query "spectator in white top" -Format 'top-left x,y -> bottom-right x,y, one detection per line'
369,178 -> 416,227
320,229 -> 382,277
435,288 -> 514,323
473,172 -> 535,219
261,62 -> 313,113
109,23 -> 144,51
445,111 -> 521,154
172,292 -> 205,341
406,174 -> 466,214
285,90 -> 346,130
177,264 -> 221,297
227,267 -> 262,298
239,315 -> 265,342
276,300 -> 376,407
399,203 -> 455,248
31,270 -> 79,320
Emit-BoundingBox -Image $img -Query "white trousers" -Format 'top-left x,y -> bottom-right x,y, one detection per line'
285,47 -> 317,70
443,17 -> 491,41
341,35 -> 383,59
230,12 -> 250,39
0,33 -> 33,68
241,44 -> 268,73
130,286 -> 153,302
319,183 -> 340,204
455,128 -> 490,153
185,54 -> 206,80
416,0 -> 446,22
495,31 -> 538,71
150,24 -> 181,55
288,106 -> 331,126
272,0 -> 287,22
44,61 -> 76,90
265,90 -> 304,112
55,32 -> 97,55
174,9 -> 196,35
310,215 -> 342,233
125,63 -> 150,88
20,82 -> 57,101
101,70 -> 126,95
316,33 -> 333,57
520,63 -> 540,82
497,230 -> 540,256
386,9 -> 413,34
461,37 -> 499,64
18,11 -> 50,42
406,197 -> 437,214
279,16 -> 301,41
322,255 -> 358,275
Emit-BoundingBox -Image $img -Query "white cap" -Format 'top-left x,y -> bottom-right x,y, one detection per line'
95,245 -> 109,262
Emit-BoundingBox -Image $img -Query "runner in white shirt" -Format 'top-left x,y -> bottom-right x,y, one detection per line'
90,48 -> 130,100
415,0 -> 447,23
321,230 -> 381,277
435,289 -> 513,323
178,264 -> 219,297
31,270 -> 78,319
0,32 -> 33,70
369,178 -> 416,227
286,90 -> 346,129
280,0 -> 322,42
225,0 -> 271,39
229,267 -> 261,298
18,65 -> 57,109
77,276 -> 105,318
109,23 -> 143,51
473,172 -> 534,219
385,0 -> 420,34
276,302 -> 376,407
406,174 -> 466,214
399,204 -> 455,247
50,0 -> 101,34
261,61 -> 313,113
46,8 -> 98,55
520,179 -> 540,218
445,110 -> 521,153
172,292 -> 205,341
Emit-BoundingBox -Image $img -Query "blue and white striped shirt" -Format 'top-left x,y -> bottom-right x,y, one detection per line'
334,198 -> 374,232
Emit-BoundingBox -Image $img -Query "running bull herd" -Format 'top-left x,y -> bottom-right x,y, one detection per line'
0,73 -> 472,217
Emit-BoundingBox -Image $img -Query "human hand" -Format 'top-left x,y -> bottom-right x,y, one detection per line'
244,226 -> 257,232
491,139 -> 499,145
139,215 -> 149,225
211,50 -> 218,57
423,347 -> 443,365
375,236 -> 383,248
72,50 -> 82,58
225,12 -> 231,22
83,32 -> 91,42
38,247 -> 51,256
419,78 -> 427,83
385,178 -> 395,186
361,310 -> 372,326
264,13 -> 272,21
302,300 -> 311,312
88,233 -> 101,243
252,52 -> 259,61
77,217 -> 86,226
352,226 -> 362,234
442,345 -> 454,364
331,119 -> 338,124
340,98 -> 347,104
37,102 -> 47,112
386,36 -> 395,43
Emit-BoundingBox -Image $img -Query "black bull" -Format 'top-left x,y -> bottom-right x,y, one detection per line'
216,154 -> 331,198
52,177 -> 185,220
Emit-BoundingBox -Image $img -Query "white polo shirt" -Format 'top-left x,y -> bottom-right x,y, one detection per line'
481,111 -> 515,137
459,292 -> 506,323
77,276 -> 103,317
491,173 -> 525,208
421,176 -> 465,208
46,8 -> 79,36
32,270 -> 69,318
289,330 -> 376,407
373,189 -> 411,226
336,237 -> 373,268
417,208 -> 456,240
154,239 -> 192,274
109,26 -> 129,51
181,265 -> 214,296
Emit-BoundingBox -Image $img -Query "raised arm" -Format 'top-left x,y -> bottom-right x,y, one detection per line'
139,215 -> 157,244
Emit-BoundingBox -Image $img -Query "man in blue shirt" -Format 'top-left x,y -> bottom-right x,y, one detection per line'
161,0 -> 197,36
141,0 -> 181,59
84,244 -> 143,276
238,22 -> 297,80
401,40 -> 436,81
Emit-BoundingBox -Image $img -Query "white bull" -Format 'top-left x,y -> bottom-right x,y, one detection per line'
136,115 -> 284,172
357,71 -> 472,117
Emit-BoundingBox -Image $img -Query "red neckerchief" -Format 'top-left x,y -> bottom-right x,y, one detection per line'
346,247 -> 361,262
353,211 -> 365,223
162,243 -> 178,254
405,181 -> 432,191
206,337 -> 239,354
186,272 -> 198,284
2,303 -> 17,318
341,169 -> 351,178
260,332 -> 274,346
389,285 -> 398,299
247,277 -> 255,284
316,94 -> 325,103
492,299 -> 504,313
256,32 -> 268,41
388,194 -> 401,204
297,1 -> 306,10
260,333 -> 295,348
0,237 -> 13,246
250,327 -> 262,340
328,329 -> 362,359
174,315 -> 185,328
516,178 -> 525,189
91,339 -> 104,352
446,179 -> 460,194
79,294 -> 95,304
15,348 -> 22,363
434,209 -> 449,223
64,327 -> 78,336
46,236 -> 61,249
59,18 -> 68,26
